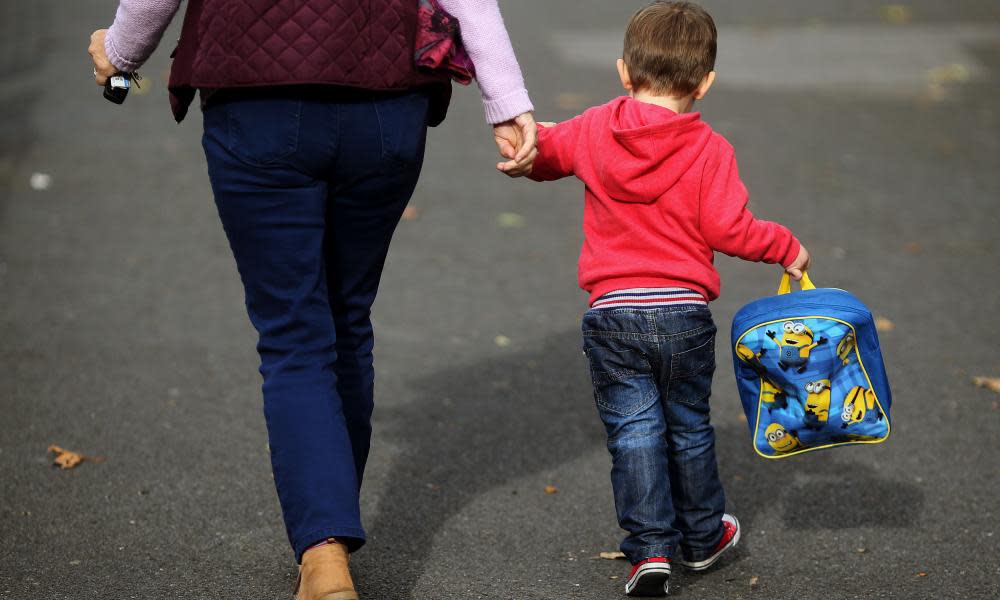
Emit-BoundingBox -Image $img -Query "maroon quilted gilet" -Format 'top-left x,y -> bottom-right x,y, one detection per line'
168,0 -> 451,122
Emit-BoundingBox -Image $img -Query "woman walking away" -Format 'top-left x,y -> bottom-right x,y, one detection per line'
88,1 -> 536,598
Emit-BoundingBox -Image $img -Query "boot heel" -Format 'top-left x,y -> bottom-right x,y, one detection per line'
319,593 -> 359,600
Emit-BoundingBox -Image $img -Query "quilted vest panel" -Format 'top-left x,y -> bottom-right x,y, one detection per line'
168,0 -> 450,122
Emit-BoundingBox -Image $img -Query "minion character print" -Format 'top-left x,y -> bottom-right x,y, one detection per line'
766,321 -> 828,373
764,423 -> 801,453
760,379 -> 788,412
841,385 -> 883,428
737,343 -> 788,411
803,379 -> 832,429
836,332 -> 856,366
736,314 -> 889,457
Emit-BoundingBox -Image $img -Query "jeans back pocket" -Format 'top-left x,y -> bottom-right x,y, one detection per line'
224,97 -> 302,167
373,91 -> 431,171
586,346 -> 658,417
667,330 -> 716,406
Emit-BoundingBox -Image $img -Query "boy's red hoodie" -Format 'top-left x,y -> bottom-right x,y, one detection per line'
529,96 -> 800,303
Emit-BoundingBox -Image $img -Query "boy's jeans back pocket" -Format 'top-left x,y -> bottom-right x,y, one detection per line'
586,346 -> 658,418
667,328 -> 716,406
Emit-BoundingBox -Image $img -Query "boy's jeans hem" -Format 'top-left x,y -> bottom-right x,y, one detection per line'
294,525 -> 368,563
680,524 -> 726,562
627,544 -> 674,565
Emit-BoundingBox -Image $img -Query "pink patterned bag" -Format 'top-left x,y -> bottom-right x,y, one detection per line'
415,0 -> 476,85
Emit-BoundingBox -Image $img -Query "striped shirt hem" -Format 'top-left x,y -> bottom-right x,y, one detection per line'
591,287 -> 707,310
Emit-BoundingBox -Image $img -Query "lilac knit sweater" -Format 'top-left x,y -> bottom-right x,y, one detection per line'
105,0 -> 533,123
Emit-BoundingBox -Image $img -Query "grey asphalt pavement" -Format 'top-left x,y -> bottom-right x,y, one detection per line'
2,1 -> 999,599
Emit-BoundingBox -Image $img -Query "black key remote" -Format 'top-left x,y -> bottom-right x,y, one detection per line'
103,72 -> 131,104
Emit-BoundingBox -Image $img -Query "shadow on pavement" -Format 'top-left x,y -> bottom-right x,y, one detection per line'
361,330 -> 600,595
357,329 -> 924,598
781,469 -> 924,530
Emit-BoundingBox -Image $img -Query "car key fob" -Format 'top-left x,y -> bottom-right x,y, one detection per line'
103,72 -> 132,104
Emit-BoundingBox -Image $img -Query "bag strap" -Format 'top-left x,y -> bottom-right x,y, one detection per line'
777,271 -> 816,295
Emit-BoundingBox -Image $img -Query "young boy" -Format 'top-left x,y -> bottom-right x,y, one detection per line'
512,1 -> 810,596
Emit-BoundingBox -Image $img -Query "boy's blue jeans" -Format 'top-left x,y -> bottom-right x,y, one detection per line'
582,306 -> 726,564
201,87 -> 430,561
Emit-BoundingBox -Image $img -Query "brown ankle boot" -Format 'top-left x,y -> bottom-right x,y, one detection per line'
295,539 -> 359,600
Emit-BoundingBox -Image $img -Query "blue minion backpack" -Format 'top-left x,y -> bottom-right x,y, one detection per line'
730,273 -> 892,458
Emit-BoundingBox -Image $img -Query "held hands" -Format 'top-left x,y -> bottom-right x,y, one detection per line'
494,112 -> 538,177
784,244 -> 812,281
89,29 -> 116,85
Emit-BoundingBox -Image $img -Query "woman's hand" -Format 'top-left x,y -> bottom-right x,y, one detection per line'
494,112 -> 537,177
89,29 -> 117,85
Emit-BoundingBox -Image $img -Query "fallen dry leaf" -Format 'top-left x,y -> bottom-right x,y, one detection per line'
856,547 -> 868,554
972,376 -> 1000,394
401,206 -> 422,221
927,63 -> 971,85
599,551 -> 626,560
544,485 -> 558,495
497,212 -> 525,228
881,5 -> 912,25
874,317 -> 895,332
48,445 -> 85,469
750,575 -> 759,589
916,572 -> 928,577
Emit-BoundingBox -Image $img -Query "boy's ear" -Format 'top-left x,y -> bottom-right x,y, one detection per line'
693,71 -> 716,100
616,59 -> 633,92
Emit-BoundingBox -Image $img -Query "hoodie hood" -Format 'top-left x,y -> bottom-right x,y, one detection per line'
601,96 -> 713,204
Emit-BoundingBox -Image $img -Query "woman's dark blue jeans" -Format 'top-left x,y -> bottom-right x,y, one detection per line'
201,87 -> 430,561
582,306 -> 727,564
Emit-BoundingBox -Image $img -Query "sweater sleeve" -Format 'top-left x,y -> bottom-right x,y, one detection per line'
104,0 -> 183,73
699,141 -> 801,267
527,115 -> 586,182
437,0 -> 533,124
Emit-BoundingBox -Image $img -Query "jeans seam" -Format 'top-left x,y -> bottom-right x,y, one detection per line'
371,99 -> 386,164
583,331 -> 659,342
582,326 -> 715,342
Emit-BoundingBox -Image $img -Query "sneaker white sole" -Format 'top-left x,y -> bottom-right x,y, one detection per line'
678,515 -> 741,571
625,563 -> 671,597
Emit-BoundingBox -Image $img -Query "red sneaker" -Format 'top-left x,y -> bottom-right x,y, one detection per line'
625,557 -> 671,597
677,513 -> 741,571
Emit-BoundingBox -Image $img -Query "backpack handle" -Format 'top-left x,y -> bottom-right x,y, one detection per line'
777,271 -> 816,295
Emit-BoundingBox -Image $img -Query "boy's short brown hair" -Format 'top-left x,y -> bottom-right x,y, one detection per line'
623,1 -> 717,96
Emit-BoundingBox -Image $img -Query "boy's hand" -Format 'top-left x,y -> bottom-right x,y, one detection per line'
494,112 -> 537,177
785,244 -> 811,280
